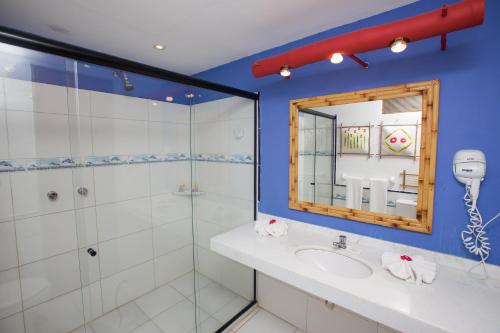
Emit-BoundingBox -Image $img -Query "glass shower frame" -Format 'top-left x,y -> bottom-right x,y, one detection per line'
0,26 -> 258,333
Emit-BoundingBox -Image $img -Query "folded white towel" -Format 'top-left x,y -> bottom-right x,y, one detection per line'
381,252 -> 436,285
254,218 -> 288,238
369,178 -> 388,214
345,176 -> 363,210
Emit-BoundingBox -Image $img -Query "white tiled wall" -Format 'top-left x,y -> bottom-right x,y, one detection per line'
257,273 -> 400,333
0,79 -> 196,333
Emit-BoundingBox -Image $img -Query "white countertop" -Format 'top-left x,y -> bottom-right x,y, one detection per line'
210,219 -> 500,333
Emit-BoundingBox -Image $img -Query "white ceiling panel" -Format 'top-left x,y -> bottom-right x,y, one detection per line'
0,0 -> 417,74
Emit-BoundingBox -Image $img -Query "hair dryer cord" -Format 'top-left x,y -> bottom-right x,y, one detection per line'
461,185 -> 500,279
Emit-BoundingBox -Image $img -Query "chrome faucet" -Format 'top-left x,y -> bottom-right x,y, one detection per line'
332,235 -> 347,249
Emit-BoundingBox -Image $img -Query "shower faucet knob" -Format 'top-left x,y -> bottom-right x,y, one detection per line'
77,187 -> 88,197
87,248 -> 97,257
47,191 -> 58,201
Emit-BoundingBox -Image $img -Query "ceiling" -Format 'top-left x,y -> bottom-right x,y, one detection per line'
0,0 -> 416,75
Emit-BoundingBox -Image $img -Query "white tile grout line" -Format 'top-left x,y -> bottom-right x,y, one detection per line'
64,86 -> 92,329
3,102 -> 28,331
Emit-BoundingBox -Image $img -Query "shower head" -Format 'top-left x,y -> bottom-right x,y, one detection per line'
113,71 -> 134,91
122,72 -> 134,91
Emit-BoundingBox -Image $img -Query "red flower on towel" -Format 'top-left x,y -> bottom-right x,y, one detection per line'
269,219 -> 277,225
400,255 -> 413,261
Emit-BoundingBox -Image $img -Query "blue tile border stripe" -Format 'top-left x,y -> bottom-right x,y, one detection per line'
0,153 -> 254,172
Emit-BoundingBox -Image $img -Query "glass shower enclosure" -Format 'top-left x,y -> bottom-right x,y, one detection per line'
0,30 -> 257,333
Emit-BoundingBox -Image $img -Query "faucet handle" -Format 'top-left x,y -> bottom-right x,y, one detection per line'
339,234 -> 346,243
333,234 -> 347,249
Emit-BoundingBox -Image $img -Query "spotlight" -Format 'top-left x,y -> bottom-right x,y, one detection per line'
153,44 -> 165,50
279,66 -> 291,78
390,37 -> 408,53
330,53 -> 344,64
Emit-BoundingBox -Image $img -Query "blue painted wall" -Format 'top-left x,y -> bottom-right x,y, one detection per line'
195,0 -> 500,265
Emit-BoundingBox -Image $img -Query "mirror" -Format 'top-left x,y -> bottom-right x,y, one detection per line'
289,81 -> 440,233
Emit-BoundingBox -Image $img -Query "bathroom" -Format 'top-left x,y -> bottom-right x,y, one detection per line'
0,0 -> 499,332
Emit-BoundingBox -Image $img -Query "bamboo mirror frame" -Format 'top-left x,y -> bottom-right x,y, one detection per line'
289,81 -> 440,233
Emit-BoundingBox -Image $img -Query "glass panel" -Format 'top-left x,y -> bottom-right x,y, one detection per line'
298,112 -> 315,202
68,62 -> 198,333
190,88 -> 256,331
0,42 -> 89,333
298,111 -> 336,204
0,40 -> 256,333
314,116 -> 334,205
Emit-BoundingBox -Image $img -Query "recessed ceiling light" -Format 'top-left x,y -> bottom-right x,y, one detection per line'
153,44 -> 165,50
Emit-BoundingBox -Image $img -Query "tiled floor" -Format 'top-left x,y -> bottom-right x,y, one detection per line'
72,270 -> 251,333
227,307 -> 301,333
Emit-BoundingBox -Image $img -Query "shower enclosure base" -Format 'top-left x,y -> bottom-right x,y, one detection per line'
71,270 -> 251,333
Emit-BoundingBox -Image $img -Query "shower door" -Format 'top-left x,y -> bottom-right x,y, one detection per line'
0,38 -> 256,333
189,90 -> 256,332
298,109 -> 336,205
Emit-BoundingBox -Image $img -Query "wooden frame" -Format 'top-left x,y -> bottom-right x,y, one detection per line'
289,81 -> 440,233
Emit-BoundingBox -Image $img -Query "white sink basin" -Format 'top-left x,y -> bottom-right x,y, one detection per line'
295,246 -> 373,279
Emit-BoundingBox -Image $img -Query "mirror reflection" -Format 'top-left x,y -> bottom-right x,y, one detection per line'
298,95 -> 422,218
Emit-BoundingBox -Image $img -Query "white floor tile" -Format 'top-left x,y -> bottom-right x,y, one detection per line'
89,302 -> 148,333
135,284 -> 185,318
130,320 -> 164,333
189,282 -> 238,315
153,299 -> 207,333
24,289 -> 84,333
169,271 -> 211,297
189,317 -> 222,333
213,296 -> 250,323
0,312 -> 25,333
237,309 -> 296,333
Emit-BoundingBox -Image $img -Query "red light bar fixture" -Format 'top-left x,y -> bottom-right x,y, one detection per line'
252,0 -> 485,78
